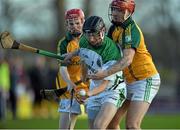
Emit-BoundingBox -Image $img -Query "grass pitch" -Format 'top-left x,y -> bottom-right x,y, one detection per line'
0,114 -> 180,129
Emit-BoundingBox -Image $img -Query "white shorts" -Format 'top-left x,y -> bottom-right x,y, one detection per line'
127,74 -> 161,103
58,99 -> 81,114
87,82 -> 126,119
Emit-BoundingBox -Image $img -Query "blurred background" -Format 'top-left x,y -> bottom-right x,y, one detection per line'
0,0 -> 180,129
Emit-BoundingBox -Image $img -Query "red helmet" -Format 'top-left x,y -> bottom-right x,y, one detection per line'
110,0 -> 135,14
65,8 -> 84,20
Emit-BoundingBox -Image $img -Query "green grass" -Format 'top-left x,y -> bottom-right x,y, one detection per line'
0,114 -> 180,129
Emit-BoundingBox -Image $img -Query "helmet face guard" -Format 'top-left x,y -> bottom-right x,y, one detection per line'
108,0 -> 135,24
65,9 -> 85,37
66,18 -> 83,37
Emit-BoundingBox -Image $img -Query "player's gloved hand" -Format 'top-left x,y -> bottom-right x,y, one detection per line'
63,52 -> 73,63
75,89 -> 89,104
63,50 -> 79,64
60,53 -> 72,65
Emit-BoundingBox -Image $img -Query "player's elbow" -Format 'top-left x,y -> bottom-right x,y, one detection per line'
123,48 -> 135,67
124,56 -> 133,67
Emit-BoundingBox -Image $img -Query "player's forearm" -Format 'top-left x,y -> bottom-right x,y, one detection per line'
81,60 -> 88,82
106,56 -> 131,76
87,80 -> 109,96
60,67 -> 74,86
106,48 -> 135,76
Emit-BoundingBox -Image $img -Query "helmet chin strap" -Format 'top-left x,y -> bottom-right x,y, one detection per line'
100,31 -> 104,40
71,32 -> 82,37
124,10 -> 131,21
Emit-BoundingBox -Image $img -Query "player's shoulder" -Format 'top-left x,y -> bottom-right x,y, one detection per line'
125,17 -> 142,35
123,18 -> 144,49
58,33 -> 72,47
58,36 -> 66,45
103,35 -> 117,48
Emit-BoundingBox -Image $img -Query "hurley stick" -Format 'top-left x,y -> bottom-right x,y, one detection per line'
0,31 -> 63,60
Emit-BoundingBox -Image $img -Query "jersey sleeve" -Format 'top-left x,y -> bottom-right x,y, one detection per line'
58,41 -> 67,55
123,23 -> 141,50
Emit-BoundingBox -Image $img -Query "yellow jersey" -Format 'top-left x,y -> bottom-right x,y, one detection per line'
108,17 -> 158,84
56,33 -> 89,98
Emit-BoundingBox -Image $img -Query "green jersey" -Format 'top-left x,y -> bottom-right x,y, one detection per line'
79,35 -> 124,91
79,35 -> 122,65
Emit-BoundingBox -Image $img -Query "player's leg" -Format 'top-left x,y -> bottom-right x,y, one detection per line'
125,74 -> 161,129
107,99 -> 130,129
58,99 -> 81,129
87,109 -> 99,129
125,101 -> 149,129
107,82 -> 127,129
86,93 -> 102,129
93,102 -> 118,129
59,112 -> 78,129
94,86 -> 126,129
88,119 -> 94,129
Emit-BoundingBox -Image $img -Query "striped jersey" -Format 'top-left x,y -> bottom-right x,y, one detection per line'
108,17 -> 158,84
